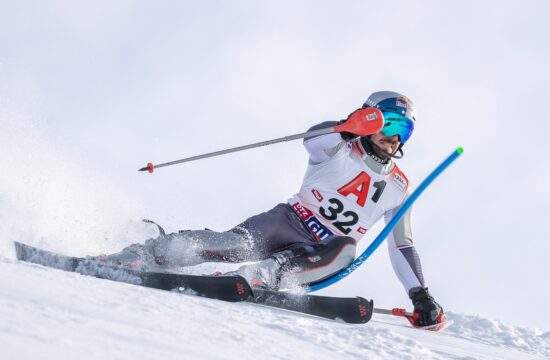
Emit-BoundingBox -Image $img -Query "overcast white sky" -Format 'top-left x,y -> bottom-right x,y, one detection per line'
1,0 -> 549,330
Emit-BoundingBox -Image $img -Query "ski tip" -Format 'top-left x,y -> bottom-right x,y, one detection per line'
13,241 -> 23,260
456,146 -> 464,155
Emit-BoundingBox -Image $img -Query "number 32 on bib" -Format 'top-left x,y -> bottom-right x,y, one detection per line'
317,169 -> 406,237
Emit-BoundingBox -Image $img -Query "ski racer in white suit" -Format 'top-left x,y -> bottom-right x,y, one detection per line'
291,91 -> 444,326
105,91 -> 444,326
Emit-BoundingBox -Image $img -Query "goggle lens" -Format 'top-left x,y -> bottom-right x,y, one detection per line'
380,112 -> 415,144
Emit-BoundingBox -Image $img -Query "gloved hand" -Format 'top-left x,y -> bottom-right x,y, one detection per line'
409,287 -> 445,326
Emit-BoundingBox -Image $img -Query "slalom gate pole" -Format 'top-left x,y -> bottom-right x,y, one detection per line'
307,146 -> 464,293
138,108 -> 384,173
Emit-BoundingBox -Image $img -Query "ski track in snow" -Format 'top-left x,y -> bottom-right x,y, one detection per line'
0,257 -> 548,360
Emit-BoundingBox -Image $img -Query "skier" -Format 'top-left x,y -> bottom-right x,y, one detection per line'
104,90 -> 444,326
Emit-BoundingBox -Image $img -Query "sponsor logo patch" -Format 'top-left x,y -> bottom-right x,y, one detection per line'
396,97 -> 414,111
365,98 -> 377,107
393,172 -> 407,191
305,217 -> 332,241
292,202 -> 314,221
307,256 -> 322,263
292,202 -> 333,241
311,189 -> 324,202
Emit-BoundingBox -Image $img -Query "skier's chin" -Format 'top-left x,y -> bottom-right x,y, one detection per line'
373,146 -> 393,160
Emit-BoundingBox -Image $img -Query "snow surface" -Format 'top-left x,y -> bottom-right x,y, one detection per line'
1,256 -> 548,360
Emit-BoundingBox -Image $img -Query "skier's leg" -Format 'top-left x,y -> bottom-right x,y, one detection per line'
228,235 -> 357,289
102,229 -> 256,268
279,235 -> 357,287
162,203 -> 315,266
227,203 -> 317,256
148,229 -> 258,267
103,203 -> 316,269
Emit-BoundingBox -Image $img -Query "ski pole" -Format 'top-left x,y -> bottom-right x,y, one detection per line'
374,307 -> 409,315
374,307 -> 413,319
138,108 -> 384,173
374,307 -> 413,321
307,146 -> 464,293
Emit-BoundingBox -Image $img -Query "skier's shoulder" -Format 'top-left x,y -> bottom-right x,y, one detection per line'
391,162 -> 410,191
303,121 -> 347,164
376,162 -> 411,212
379,161 -> 411,198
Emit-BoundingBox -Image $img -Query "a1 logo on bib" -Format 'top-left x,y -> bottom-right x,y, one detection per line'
338,171 -> 388,206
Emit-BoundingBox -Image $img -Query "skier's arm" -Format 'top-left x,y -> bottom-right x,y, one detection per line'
303,121 -> 347,164
384,189 -> 427,295
385,189 -> 446,326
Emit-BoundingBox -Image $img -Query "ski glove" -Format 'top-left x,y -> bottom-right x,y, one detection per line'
409,287 -> 445,326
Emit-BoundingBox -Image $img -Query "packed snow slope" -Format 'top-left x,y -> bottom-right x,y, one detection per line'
1,257 -> 548,360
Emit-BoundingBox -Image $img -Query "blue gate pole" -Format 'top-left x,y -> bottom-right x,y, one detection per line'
307,147 -> 464,293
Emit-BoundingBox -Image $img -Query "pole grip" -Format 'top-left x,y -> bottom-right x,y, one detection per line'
334,108 -> 384,136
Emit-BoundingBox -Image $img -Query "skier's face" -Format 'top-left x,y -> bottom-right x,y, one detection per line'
370,132 -> 401,157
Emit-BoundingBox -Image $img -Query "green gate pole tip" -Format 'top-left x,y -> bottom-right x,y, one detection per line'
457,146 -> 464,154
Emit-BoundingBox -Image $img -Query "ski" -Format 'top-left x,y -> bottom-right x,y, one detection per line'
14,241 -> 375,322
14,242 -> 252,302
249,288 -> 373,324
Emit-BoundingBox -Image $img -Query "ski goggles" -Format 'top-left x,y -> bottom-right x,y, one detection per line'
380,111 -> 415,144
